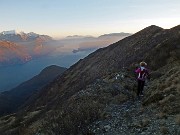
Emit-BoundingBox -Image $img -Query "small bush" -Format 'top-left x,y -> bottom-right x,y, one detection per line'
42,97 -> 104,135
150,71 -> 162,80
159,94 -> 175,105
143,92 -> 164,105
111,94 -> 128,104
141,118 -> 150,127
157,112 -> 167,119
160,126 -> 169,134
175,114 -> 180,125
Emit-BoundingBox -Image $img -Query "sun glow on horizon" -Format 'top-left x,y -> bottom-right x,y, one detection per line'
0,0 -> 179,38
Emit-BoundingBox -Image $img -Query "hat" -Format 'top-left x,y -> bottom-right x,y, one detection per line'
140,61 -> 147,67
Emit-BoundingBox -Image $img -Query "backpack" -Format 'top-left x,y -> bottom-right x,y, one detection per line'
137,67 -> 148,80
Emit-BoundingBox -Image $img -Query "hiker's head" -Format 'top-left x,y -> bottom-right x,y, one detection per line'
140,62 -> 147,67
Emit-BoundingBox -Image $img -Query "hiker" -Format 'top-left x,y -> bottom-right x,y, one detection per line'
135,62 -> 149,97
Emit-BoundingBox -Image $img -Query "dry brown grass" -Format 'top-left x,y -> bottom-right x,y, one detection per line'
157,112 -> 167,119
111,94 -> 128,104
41,97 -> 105,135
160,126 -> 169,134
175,114 -> 180,125
141,118 -> 150,127
143,62 -> 180,116
159,94 -> 175,105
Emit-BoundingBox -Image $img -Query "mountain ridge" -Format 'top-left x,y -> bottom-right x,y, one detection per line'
0,65 -> 67,116
23,25 -> 179,134
0,25 -> 179,134
26,24 -> 179,108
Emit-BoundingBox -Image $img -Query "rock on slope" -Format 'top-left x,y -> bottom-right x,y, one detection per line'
0,25 -> 179,135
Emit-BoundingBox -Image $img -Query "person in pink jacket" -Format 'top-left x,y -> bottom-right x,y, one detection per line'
135,62 -> 149,97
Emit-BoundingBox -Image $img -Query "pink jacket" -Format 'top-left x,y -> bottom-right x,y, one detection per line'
135,67 -> 149,81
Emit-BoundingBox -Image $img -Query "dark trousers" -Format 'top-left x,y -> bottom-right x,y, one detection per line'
137,80 -> 145,96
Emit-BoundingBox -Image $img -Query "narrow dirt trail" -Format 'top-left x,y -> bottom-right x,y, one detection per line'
89,96 -> 179,135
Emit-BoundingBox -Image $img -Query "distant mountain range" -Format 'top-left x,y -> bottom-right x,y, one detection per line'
0,30 -> 52,42
65,33 -> 131,40
71,33 -> 132,53
98,32 -> 132,38
65,35 -> 95,39
0,65 -> 66,116
0,31 -> 131,67
0,31 -> 54,66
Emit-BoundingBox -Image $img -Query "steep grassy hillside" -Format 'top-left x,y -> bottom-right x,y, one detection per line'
0,65 -> 66,116
0,25 -> 179,135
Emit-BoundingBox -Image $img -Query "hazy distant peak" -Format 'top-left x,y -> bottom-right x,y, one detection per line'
40,65 -> 66,74
27,32 -> 39,37
65,35 -> 94,39
0,30 -> 16,35
0,30 -> 45,37
66,35 -> 84,38
36,65 -> 67,79
0,30 -> 52,42
98,32 -> 132,38
0,30 -> 26,35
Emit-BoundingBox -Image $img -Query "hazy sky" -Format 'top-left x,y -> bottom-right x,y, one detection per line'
0,0 -> 180,38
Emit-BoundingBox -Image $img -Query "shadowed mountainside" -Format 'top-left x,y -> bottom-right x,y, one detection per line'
0,25 -> 179,134
0,65 -> 66,116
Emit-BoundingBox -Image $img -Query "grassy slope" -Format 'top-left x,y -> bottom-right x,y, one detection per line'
0,25 -> 179,134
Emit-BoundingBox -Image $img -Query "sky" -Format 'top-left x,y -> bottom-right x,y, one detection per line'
0,0 -> 180,38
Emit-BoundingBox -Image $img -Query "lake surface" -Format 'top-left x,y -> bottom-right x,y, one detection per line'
0,50 -> 94,92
